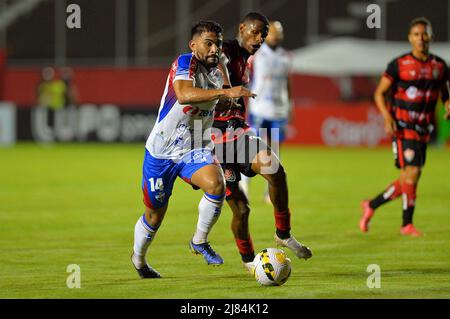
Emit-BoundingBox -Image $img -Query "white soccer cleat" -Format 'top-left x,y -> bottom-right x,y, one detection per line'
274,234 -> 313,260
242,261 -> 255,275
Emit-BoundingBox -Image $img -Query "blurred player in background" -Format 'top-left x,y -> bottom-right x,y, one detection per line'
131,20 -> 256,278
60,67 -> 78,106
360,17 -> 450,236
241,20 -> 293,203
213,12 -> 312,273
36,67 -> 67,110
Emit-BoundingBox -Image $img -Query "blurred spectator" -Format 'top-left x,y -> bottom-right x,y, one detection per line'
36,66 -> 67,110
60,67 -> 78,106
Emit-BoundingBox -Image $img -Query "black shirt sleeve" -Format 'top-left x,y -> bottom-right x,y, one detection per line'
383,58 -> 398,82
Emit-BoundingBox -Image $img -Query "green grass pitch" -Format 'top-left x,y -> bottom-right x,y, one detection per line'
1,143 -> 449,299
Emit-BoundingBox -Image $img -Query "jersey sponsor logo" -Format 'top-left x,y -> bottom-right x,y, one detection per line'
183,105 -> 214,117
407,111 -> 426,122
406,86 -> 418,99
404,148 -> 415,163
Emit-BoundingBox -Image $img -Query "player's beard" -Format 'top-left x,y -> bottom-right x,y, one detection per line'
205,55 -> 219,68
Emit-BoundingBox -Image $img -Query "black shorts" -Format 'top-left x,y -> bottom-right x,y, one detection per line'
392,138 -> 427,169
213,130 -> 269,196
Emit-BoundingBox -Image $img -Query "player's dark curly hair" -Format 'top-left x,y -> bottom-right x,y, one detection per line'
241,12 -> 269,27
409,17 -> 433,34
191,20 -> 223,39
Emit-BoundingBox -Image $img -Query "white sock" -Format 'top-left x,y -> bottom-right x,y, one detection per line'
192,193 -> 224,244
133,214 -> 158,268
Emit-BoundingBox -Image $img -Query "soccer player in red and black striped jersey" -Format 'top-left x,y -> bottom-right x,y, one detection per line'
360,17 -> 450,236
213,12 -> 312,272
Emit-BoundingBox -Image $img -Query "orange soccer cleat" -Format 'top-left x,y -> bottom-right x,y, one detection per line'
359,200 -> 374,233
400,224 -> 423,237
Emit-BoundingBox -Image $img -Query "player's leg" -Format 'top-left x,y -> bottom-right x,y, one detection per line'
225,177 -> 255,273
247,141 -> 312,260
399,140 -> 425,236
360,138 -> 404,232
263,119 -> 287,204
182,152 -> 226,265
399,165 -> 421,235
240,174 -> 251,199
240,114 -> 265,199
131,205 -> 167,278
131,150 -> 176,278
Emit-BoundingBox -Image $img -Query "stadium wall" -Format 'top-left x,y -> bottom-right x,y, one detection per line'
0,67 -> 415,146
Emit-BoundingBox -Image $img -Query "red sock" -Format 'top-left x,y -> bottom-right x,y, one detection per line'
235,237 -> 254,257
387,179 -> 402,200
274,209 -> 291,233
402,182 -> 417,206
401,182 -> 417,226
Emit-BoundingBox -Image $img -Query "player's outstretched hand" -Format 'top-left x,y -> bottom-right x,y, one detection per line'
445,106 -> 450,120
226,86 -> 257,99
383,115 -> 397,136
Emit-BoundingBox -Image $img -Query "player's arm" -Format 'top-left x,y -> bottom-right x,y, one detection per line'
214,55 -> 238,112
173,79 -> 255,105
374,76 -> 396,135
442,79 -> 450,120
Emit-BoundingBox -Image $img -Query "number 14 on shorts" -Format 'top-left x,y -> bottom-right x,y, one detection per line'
149,178 -> 164,192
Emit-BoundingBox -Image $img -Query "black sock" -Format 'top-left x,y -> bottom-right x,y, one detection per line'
369,193 -> 391,209
241,253 -> 255,263
369,180 -> 402,210
402,206 -> 414,226
276,229 -> 290,240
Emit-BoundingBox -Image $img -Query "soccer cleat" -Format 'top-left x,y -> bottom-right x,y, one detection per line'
131,253 -> 161,279
242,261 -> 255,275
189,241 -> 224,265
274,234 -> 312,260
400,224 -> 423,237
360,200 -> 374,233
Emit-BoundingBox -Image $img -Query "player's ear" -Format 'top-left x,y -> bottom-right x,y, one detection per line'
189,39 -> 196,52
239,23 -> 246,34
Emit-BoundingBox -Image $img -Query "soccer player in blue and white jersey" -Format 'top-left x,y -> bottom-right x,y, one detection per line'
131,20 -> 256,278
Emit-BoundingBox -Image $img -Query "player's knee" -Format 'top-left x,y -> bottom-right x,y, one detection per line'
203,178 -> 226,197
404,166 -> 421,184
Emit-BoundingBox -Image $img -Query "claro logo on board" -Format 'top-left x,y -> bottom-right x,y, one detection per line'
321,109 -> 386,146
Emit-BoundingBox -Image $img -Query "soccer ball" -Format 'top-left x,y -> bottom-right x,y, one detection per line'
253,248 -> 292,286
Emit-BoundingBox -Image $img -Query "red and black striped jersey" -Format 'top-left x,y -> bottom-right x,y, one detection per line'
384,52 -> 449,142
213,40 -> 252,143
